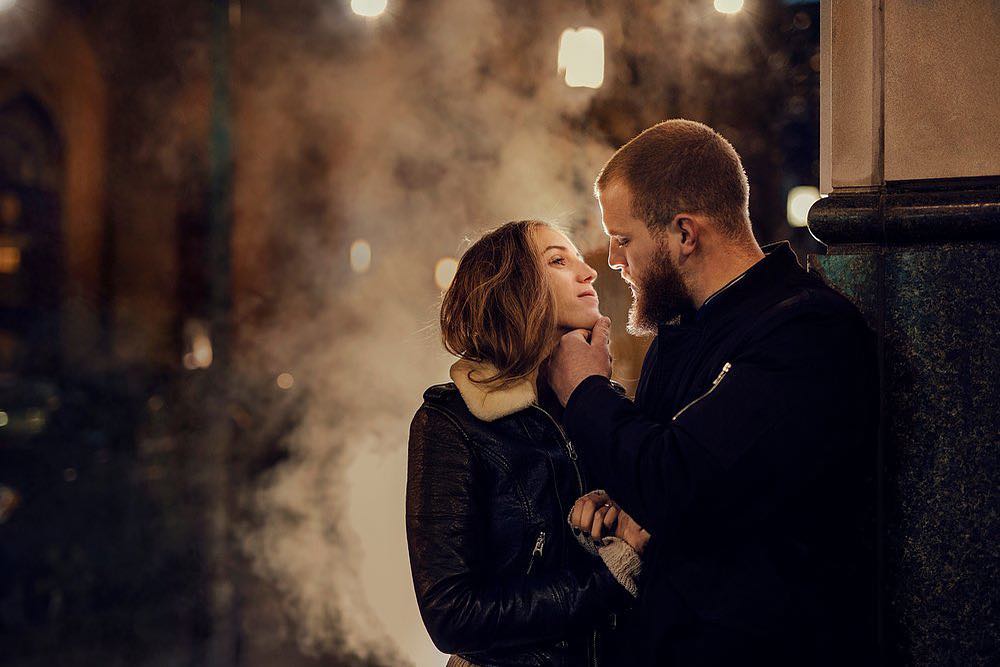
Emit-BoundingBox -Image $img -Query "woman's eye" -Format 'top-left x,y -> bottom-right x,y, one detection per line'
550,257 -> 567,266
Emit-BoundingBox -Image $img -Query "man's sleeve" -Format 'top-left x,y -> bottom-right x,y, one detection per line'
562,313 -> 871,538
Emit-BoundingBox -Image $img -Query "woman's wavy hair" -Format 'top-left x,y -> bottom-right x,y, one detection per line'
441,220 -> 557,389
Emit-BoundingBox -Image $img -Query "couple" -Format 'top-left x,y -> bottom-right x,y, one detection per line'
406,120 -> 878,666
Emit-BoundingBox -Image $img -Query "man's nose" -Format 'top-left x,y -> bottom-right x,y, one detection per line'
608,246 -> 625,271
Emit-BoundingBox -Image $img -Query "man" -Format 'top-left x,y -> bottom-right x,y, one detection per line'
550,120 -> 878,665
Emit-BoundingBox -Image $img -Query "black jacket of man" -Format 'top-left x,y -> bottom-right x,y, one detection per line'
563,242 -> 879,665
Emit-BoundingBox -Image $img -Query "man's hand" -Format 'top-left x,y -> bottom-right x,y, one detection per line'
570,490 -> 651,555
548,316 -> 613,406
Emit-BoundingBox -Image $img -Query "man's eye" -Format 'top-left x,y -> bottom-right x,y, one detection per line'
617,238 -> 630,247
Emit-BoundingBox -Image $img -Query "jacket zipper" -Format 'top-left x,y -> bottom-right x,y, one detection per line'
531,405 -> 584,497
533,405 -> 597,667
672,362 -> 732,422
525,530 -> 546,574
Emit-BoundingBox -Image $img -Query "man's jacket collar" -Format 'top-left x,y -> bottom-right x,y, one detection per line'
659,241 -> 799,336
450,359 -> 538,422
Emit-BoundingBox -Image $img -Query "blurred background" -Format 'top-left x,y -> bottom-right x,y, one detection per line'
0,0 -> 828,665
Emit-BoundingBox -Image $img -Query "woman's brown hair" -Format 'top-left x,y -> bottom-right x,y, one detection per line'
440,220 -> 556,388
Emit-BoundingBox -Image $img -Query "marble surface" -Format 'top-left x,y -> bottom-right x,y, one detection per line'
810,243 -> 999,665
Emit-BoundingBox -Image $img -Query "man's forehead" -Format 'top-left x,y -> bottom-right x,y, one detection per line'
598,181 -> 635,232
600,209 -> 635,237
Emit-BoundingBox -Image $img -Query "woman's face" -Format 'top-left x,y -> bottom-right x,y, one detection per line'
533,225 -> 602,331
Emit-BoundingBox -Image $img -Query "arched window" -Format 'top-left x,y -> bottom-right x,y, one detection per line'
0,93 -> 63,374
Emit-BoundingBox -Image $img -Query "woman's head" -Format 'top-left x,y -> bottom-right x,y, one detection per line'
441,220 -> 601,387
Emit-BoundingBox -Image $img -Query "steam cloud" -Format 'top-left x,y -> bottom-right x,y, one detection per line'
229,1 -> 758,664
233,1 -> 617,664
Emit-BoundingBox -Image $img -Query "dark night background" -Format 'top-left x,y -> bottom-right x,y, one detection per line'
0,0 -> 995,665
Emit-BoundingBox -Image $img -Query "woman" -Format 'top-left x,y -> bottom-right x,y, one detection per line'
406,220 -> 647,666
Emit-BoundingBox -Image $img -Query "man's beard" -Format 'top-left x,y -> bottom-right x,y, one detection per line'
626,243 -> 692,336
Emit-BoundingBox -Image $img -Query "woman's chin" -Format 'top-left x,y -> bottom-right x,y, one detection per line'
559,311 -> 602,331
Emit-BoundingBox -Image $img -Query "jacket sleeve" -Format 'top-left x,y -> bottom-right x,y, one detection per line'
562,311 -> 877,540
405,404 -> 625,655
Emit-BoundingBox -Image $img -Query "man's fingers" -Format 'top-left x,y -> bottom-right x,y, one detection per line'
591,316 -> 612,347
563,328 -> 591,344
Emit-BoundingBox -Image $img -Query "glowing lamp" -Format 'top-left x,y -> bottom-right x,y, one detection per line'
558,27 -> 605,89
787,186 -> 820,228
350,0 -> 387,18
714,0 -> 744,14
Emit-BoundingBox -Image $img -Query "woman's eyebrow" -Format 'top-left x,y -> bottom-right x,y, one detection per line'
543,245 -> 569,252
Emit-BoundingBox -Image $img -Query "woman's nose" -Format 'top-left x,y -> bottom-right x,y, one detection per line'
579,262 -> 597,283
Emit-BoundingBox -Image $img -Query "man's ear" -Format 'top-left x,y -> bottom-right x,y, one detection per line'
672,214 -> 699,257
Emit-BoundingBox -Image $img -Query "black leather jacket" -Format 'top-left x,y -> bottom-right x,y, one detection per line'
406,382 -> 626,666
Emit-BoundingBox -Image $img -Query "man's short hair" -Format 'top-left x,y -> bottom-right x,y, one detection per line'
595,119 -> 752,240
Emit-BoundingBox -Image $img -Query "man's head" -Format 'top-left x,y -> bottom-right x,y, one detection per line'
595,119 -> 758,334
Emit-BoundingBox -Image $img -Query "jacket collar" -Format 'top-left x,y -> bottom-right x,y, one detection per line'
693,241 -> 799,324
450,359 -> 538,422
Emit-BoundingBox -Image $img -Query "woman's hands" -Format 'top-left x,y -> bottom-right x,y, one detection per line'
570,490 -> 651,555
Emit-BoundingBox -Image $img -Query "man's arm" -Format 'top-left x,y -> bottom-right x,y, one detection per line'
560,314 -> 874,538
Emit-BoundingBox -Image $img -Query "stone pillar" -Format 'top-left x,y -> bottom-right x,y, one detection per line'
808,2 -> 998,664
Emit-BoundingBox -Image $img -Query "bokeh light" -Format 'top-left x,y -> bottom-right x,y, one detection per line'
434,257 -> 458,290
276,372 -> 295,390
350,0 -> 387,18
787,185 -> 821,227
714,0 -> 744,15
350,239 -> 372,273
182,320 -> 213,370
557,27 -> 605,89
0,246 -> 20,274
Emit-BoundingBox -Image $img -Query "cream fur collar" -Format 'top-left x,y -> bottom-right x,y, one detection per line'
449,359 -> 538,422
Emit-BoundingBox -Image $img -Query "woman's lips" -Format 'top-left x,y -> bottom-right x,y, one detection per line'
578,291 -> 599,301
